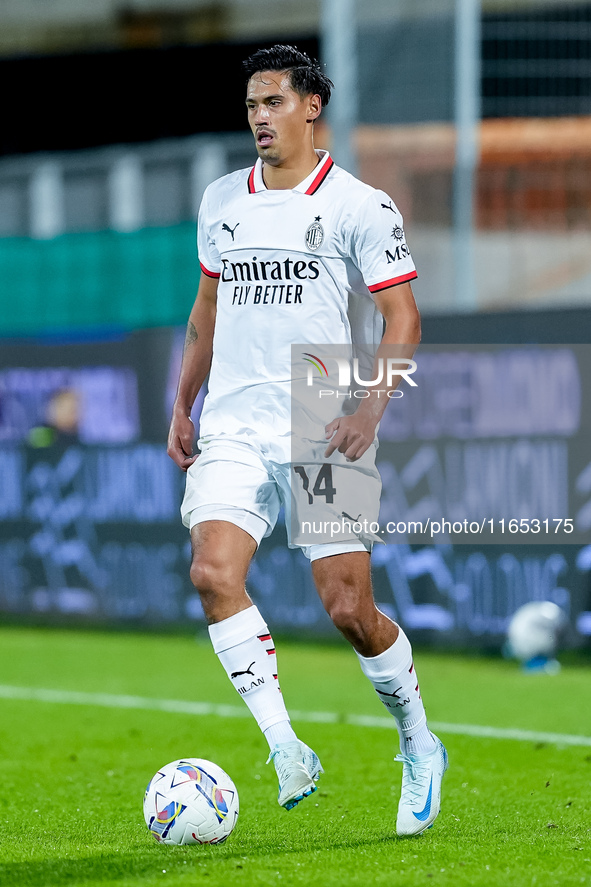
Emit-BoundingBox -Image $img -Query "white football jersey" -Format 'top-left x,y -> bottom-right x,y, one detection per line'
197,149 -> 417,462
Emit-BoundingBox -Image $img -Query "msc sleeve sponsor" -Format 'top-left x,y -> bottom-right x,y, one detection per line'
350,189 -> 417,294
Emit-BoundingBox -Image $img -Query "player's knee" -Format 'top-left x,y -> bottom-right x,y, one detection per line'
326,598 -> 369,644
190,555 -> 233,596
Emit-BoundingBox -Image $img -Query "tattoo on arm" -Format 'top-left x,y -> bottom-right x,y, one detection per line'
183,321 -> 198,353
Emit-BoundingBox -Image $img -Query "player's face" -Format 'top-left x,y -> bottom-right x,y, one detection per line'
245,71 -> 319,165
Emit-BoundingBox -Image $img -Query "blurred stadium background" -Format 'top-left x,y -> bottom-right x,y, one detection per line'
1,0 -> 591,651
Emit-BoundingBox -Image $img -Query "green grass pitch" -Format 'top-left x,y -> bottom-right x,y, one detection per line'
0,626 -> 589,887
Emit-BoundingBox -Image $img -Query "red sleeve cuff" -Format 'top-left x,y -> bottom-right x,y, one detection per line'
200,262 -> 221,279
368,270 -> 417,293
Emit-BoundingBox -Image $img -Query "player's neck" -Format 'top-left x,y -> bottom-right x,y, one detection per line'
261,146 -> 321,191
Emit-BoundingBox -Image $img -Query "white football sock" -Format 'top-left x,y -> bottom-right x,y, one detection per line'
208,605 -> 297,750
357,628 -> 436,756
263,721 -> 299,748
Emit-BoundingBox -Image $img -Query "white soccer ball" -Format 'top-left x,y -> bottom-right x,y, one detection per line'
143,758 -> 239,845
506,601 -> 566,663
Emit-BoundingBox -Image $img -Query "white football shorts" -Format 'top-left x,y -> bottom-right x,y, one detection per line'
180,437 -> 382,562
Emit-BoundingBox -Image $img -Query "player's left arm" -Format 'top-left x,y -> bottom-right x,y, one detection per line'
324,281 -> 421,461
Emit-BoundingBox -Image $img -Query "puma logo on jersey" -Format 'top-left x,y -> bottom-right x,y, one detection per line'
381,201 -> 396,213
222,222 -> 240,240
230,661 -> 256,678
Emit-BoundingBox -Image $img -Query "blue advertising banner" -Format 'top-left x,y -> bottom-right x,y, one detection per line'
0,325 -> 590,646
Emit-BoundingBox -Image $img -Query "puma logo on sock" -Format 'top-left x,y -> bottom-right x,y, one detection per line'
231,661 -> 256,679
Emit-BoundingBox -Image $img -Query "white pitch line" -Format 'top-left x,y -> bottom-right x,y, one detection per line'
427,721 -> 591,748
0,684 -> 590,748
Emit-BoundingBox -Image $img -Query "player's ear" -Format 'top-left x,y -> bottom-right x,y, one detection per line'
306,94 -> 322,123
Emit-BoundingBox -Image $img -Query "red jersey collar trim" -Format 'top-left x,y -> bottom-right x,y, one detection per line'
247,165 -> 256,194
247,150 -> 334,195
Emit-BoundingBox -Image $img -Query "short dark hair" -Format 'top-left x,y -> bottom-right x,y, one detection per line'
243,44 -> 333,109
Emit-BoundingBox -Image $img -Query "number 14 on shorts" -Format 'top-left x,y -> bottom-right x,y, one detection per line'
290,460 -> 381,545
293,464 -> 336,505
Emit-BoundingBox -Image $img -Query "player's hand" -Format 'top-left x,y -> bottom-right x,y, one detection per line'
324,413 -> 376,461
167,408 -> 198,471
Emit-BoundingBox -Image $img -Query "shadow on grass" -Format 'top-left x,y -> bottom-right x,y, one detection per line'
0,833 -> 399,886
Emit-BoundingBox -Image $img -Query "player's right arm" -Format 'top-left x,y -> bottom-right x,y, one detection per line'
167,273 -> 218,471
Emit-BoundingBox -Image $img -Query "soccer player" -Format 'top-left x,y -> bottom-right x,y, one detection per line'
167,44 -> 447,836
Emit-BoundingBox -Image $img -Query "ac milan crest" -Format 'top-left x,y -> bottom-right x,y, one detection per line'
305,220 -> 324,251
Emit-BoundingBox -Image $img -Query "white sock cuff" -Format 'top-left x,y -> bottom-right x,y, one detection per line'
356,628 -> 413,682
259,712 -> 292,734
208,605 -> 268,654
400,712 -> 427,734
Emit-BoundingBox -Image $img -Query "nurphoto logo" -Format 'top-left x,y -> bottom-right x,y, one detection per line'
303,354 -> 418,390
